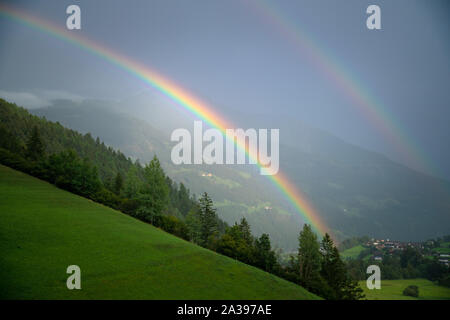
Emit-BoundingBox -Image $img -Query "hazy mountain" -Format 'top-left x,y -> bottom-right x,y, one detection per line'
32,99 -> 450,250
32,100 -> 302,250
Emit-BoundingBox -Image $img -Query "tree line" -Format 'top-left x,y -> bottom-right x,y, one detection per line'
0,98 -> 364,299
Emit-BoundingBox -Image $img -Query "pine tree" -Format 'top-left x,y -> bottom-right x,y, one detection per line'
178,183 -> 192,216
255,233 -> 277,272
199,192 -> 218,247
25,126 -> 44,161
114,172 -> 123,195
297,224 -> 322,288
139,156 -> 169,220
320,233 -> 365,300
320,233 -> 346,299
185,206 -> 202,244
124,166 -> 140,198
239,217 -> 253,246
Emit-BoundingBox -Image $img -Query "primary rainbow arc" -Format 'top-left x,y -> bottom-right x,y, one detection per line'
0,4 -> 331,237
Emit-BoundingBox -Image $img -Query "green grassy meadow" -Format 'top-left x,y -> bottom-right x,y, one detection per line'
0,164 -> 318,300
340,245 -> 366,260
360,279 -> 450,300
433,242 -> 450,254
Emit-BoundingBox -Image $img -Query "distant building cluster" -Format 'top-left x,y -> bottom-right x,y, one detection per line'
201,172 -> 213,177
437,254 -> 449,267
366,238 -> 423,252
364,238 -> 448,266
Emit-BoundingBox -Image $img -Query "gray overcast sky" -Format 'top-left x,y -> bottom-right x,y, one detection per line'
0,0 -> 449,178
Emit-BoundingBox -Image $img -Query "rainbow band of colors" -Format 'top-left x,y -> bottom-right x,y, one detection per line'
247,0 -> 432,176
0,4 -> 331,237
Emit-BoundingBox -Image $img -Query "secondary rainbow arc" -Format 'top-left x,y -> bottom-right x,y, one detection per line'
248,0 -> 435,176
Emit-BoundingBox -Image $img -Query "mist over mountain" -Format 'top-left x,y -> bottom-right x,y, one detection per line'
32,99 -> 450,250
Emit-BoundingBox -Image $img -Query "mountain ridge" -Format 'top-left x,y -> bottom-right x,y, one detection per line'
15,98 -> 450,248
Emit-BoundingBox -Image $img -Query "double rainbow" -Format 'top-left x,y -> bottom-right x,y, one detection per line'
0,4 -> 331,237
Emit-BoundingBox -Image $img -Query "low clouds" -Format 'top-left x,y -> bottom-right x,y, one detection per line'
0,90 -> 50,109
0,90 -> 84,109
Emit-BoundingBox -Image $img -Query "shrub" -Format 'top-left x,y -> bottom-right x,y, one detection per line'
120,198 -> 140,215
438,274 -> 450,288
403,285 -> 419,298
92,188 -> 122,210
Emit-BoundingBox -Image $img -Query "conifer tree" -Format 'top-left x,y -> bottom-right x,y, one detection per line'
139,156 -> 169,220
185,206 -> 202,244
199,192 -> 218,247
320,233 -> 365,300
114,172 -> 123,195
255,233 -> 277,272
298,224 -> 322,288
25,126 -> 44,161
124,165 -> 140,198
239,217 -> 253,246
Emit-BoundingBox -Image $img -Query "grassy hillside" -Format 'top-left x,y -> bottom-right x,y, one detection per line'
340,245 -> 366,260
359,279 -> 450,300
0,164 -> 318,300
31,101 -> 305,251
433,242 -> 450,254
